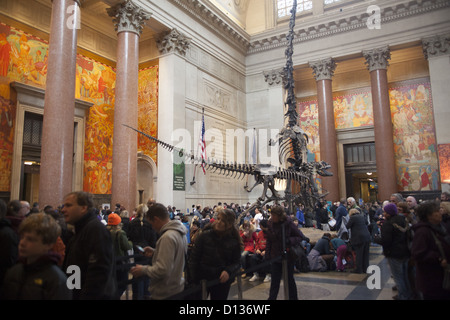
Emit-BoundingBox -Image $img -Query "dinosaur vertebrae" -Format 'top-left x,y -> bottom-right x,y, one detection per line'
123,123 -> 332,184
203,161 -> 319,182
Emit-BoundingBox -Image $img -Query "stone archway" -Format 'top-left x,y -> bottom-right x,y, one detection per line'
136,152 -> 157,206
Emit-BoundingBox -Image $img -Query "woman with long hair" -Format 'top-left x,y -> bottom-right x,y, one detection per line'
266,205 -> 303,300
189,208 -> 243,300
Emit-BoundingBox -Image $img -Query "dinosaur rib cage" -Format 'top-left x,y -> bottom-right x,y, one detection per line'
203,161 -> 311,184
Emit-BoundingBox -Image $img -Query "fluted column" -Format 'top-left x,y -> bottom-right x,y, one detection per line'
108,1 -> 150,212
363,46 -> 397,201
310,58 -> 339,201
39,0 -> 80,208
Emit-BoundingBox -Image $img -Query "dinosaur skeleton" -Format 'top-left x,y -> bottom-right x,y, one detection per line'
123,0 -> 332,220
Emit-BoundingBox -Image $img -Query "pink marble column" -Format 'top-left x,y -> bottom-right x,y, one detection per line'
363,47 -> 397,201
39,0 -> 79,208
108,2 -> 150,212
310,58 -> 340,201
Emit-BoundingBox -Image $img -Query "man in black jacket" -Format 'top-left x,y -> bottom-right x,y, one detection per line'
62,191 -> 115,300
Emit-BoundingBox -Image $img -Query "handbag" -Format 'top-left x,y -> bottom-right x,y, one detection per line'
431,231 -> 450,291
282,222 -> 304,261
288,243 -> 304,261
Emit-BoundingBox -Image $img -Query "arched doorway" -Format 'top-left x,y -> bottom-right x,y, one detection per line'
136,152 -> 157,206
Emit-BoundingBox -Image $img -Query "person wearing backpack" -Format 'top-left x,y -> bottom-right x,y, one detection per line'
374,203 -> 413,300
107,213 -> 133,299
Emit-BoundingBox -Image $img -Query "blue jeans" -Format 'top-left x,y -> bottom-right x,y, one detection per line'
387,257 -> 413,300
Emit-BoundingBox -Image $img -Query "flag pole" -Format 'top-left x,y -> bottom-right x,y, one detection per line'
190,108 -> 206,185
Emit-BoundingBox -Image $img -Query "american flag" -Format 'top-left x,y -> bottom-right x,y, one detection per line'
199,109 -> 207,174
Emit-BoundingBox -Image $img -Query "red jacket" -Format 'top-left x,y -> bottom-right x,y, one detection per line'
255,231 -> 267,253
240,230 -> 256,253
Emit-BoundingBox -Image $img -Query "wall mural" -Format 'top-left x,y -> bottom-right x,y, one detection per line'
298,79 -> 440,194
297,100 -> 320,162
438,144 -> 450,184
334,89 -> 373,129
78,55 -> 116,195
79,59 -> 159,195
390,80 -> 440,192
0,23 -> 49,192
0,22 -> 159,195
0,95 -> 14,192
297,100 -> 322,192
138,66 -> 158,163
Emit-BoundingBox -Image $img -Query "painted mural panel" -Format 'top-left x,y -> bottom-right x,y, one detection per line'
297,100 -> 320,162
333,89 -> 373,129
389,80 -> 439,192
0,95 -> 14,192
1,24 -> 48,88
82,62 -> 159,194
298,80 -> 440,193
77,55 -> 116,195
0,24 -> 48,192
0,22 -> 159,196
297,100 -> 322,191
438,144 -> 450,184
138,66 -> 158,163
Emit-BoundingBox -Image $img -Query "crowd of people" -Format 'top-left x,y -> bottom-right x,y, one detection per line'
0,191 -> 449,300
296,192 -> 450,300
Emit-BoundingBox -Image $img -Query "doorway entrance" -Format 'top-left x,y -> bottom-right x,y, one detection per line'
20,112 -> 43,203
344,142 -> 378,203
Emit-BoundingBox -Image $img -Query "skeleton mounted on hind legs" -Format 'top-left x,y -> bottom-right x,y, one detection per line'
123,0 -> 332,224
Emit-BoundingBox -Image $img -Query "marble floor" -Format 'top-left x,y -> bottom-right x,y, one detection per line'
121,244 -> 398,301
228,244 -> 397,300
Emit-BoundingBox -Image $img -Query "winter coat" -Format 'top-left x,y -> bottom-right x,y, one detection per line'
142,220 -> 187,300
307,249 -> 327,272
62,211 -> 115,300
110,229 -> 133,258
1,253 -> 72,300
315,207 -> 329,228
5,215 -> 24,234
255,231 -> 267,252
266,216 -> 303,262
189,226 -> 241,284
313,236 -> 332,255
335,204 -> 348,231
346,213 -> 371,246
374,214 -> 410,259
127,216 -> 157,266
0,218 -> 18,287
127,217 -> 158,252
240,228 -> 257,253
411,221 -> 450,299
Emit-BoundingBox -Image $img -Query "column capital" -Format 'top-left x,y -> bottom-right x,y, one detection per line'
263,68 -> 284,87
107,0 -> 151,36
422,33 -> 450,59
309,58 -> 336,81
363,46 -> 391,71
156,29 -> 191,56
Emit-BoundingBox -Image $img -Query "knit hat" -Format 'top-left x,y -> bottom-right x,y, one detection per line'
384,203 -> 398,216
108,213 -> 121,226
